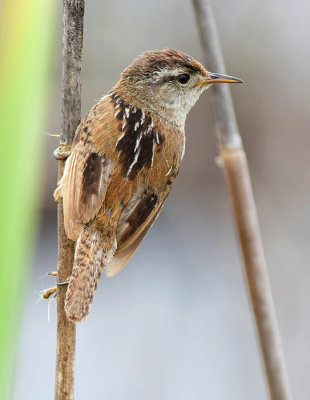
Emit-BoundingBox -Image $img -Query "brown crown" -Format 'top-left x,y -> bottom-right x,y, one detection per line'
121,48 -> 208,79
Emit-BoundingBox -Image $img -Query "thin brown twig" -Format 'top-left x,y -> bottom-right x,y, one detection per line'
192,1 -> 292,399
55,1 -> 85,399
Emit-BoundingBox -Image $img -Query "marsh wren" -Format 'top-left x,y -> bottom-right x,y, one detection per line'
54,49 -> 243,322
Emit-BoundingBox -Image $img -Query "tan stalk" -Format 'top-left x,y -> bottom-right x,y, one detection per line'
55,1 -> 85,399
192,1 -> 292,399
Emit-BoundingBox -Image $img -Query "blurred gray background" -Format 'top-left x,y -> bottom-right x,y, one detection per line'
16,1 -> 310,399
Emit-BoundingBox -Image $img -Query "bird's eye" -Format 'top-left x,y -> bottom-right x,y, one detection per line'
176,73 -> 190,84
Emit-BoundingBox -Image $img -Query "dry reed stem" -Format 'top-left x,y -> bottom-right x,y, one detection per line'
55,1 -> 85,399
192,1 -> 292,399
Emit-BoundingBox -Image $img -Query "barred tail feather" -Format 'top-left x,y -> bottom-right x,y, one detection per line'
64,226 -> 115,322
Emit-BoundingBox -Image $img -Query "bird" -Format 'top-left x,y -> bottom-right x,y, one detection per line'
54,48 -> 243,322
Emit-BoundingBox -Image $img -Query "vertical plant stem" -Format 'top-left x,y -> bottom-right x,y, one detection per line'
55,1 -> 85,399
192,1 -> 292,399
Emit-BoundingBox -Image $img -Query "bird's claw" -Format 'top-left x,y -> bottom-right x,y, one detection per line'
53,144 -> 71,160
41,286 -> 57,300
41,272 -> 70,300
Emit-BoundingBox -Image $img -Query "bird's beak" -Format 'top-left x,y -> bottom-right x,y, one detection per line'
197,72 -> 244,86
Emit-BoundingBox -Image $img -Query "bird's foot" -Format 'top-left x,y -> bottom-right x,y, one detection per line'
41,271 -> 70,300
41,285 -> 57,300
53,143 -> 71,160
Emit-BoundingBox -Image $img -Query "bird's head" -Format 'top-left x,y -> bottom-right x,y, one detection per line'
115,49 -> 243,126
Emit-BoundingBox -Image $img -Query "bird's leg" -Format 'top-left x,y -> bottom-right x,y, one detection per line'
41,285 -> 57,300
53,143 -> 72,160
53,143 -> 72,203
41,271 -> 70,300
48,270 -> 71,284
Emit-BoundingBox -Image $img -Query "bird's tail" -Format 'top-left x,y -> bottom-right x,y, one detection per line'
64,224 -> 116,322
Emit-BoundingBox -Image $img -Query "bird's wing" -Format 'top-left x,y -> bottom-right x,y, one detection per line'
104,186 -> 170,277
55,105 -> 114,241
